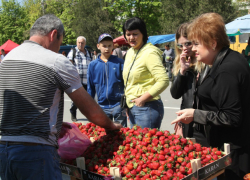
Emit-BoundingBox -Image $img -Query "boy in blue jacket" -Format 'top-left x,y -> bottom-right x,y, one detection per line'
87,33 -> 127,127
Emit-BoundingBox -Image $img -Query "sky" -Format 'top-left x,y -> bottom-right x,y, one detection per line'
0,0 -> 24,6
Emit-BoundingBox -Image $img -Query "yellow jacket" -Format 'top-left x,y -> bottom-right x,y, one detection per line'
123,43 -> 169,108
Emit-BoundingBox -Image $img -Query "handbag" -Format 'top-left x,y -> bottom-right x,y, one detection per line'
120,94 -> 128,108
120,45 -> 144,108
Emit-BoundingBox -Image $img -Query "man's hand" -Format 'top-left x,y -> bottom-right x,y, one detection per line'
105,122 -> 123,134
59,122 -> 72,138
62,122 -> 72,129
69,87 -> 122,130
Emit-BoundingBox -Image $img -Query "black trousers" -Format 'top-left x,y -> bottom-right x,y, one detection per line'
70,84 -> 87,117
165,62 -> 173,78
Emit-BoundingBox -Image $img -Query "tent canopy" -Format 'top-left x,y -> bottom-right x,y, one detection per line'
147,34 -> 175,45
226,14 -> 250,36
113,35 -> 129,46
0,40 -> 19,54
113,34 -> 176,46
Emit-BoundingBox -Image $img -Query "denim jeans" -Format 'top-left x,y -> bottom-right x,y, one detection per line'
0,142 -> 62,180
102,105 -> 127,127
128,99 -> 164,129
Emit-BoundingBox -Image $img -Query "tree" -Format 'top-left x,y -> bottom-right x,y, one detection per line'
0,0 -> 28,44
23,0 -> 43,40
233,0 -> 250,17
44,0 -> 78,45
159,0 -> 200,35
72,0 -> 119,49
197,0 -> 238,24
159,0 -> 238,35
103,0 -> 162,35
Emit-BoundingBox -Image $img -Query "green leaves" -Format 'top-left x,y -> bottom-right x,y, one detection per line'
0,0 -> 240,48
103,0 -> 162,36
158,0 -> 238,36
0,0 -> 28,44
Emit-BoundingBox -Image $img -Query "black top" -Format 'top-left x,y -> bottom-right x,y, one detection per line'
193,47 -> 250,150
170,69 -> 197,138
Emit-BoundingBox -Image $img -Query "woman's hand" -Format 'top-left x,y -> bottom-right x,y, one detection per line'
131,92 -> 153,107
180,50 -> 191,75
131,96 -> 146,107
171,109 -> 195,125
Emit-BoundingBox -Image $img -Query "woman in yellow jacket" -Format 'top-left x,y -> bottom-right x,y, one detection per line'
122,17 -> 169,129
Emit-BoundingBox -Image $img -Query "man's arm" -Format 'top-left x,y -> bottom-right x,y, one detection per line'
68,87 -> 121,130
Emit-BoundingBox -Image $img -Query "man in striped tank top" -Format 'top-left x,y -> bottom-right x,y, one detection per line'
0,14 -> 121,180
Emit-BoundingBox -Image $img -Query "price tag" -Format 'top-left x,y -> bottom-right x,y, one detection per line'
81,169 -> 106,180
60,163 -> 81,179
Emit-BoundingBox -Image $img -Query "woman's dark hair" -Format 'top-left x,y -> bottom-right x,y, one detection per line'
122,17 -> 148,44
248,37 -> 250,46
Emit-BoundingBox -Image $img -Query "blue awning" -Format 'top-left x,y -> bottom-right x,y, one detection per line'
147,34 -> 175,45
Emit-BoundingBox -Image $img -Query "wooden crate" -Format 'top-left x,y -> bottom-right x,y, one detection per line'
61,138 -> 231,180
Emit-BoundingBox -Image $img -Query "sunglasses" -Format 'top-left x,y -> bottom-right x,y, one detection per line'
176,42 -> 192,49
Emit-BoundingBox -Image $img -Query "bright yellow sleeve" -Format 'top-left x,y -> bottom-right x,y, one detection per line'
145,50 -> 169,97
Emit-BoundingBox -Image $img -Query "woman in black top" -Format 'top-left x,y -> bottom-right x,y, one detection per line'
171,13 -> 250,180
171,23 -> 205,139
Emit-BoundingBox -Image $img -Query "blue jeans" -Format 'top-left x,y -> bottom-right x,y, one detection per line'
0,142 -> 62,180
102,105 -> 127,127
128,99 -> 164,129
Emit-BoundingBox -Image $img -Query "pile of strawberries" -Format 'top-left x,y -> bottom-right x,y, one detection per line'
72,122 -> 106,140
72,122 -> 225,180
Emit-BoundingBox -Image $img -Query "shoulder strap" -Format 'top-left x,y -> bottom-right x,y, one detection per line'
87,49 -> 92,60
72,48 -> 76,63
124,44 -> 144,90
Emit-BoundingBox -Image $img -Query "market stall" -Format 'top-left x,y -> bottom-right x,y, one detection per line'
0,39 -> 19,54
59,122 -> 232,180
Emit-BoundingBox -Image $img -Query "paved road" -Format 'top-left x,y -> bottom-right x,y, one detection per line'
62,82 -> 181,133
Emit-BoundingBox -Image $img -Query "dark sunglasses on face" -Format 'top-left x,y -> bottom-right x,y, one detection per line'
176,41 -> 192,49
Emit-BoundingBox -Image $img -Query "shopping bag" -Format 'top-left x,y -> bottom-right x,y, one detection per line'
58,122 -> 92,160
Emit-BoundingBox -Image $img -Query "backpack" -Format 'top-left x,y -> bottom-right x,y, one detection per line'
72,48 -> 92,64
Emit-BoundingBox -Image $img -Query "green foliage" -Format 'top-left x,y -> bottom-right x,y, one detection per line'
159,0 -> 238,35
0,0 -> 28,44
45,0 -> 77,45
103,0 -> 162,35
72,0 -> 119,50
197,0 -> 238,24
0,0 -> 240,47
233,0 -> 250,18
23,0 -> 42,40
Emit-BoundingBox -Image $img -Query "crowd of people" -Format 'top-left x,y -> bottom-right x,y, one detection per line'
0,12 -> 249,180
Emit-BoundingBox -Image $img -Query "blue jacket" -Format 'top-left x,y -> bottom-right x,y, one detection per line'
87,55 -> 124,109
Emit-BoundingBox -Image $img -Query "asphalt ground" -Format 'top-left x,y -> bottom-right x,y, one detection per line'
62,82 -> 182,133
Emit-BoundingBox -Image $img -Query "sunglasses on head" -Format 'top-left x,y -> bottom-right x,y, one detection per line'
176,42 -> 192,49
